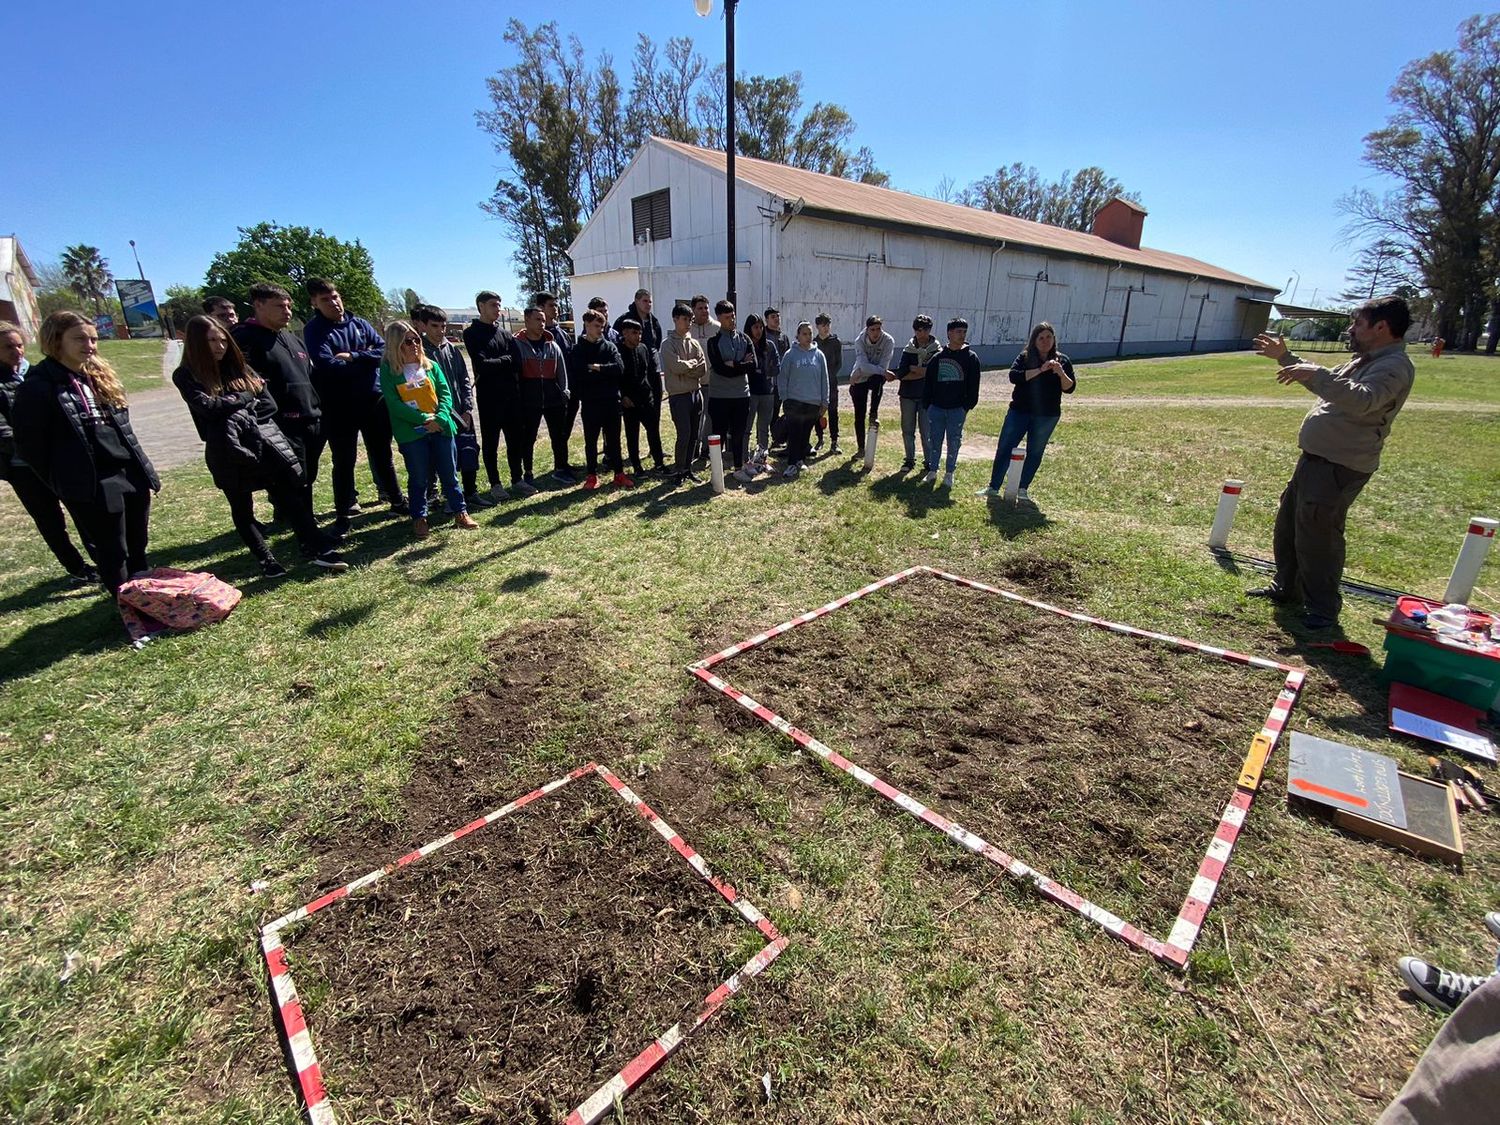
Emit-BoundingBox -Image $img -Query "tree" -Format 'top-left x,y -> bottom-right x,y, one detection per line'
31,259 -> 83,319
477,20 -> 604,300
477,25 -> 888,296
958,164 -> 1141,231
202,222 -> 383,323
1341,15 -> 1500,349
160,284 -> 204,332
60,244 -> 113,314
1336,239 -> 1420,304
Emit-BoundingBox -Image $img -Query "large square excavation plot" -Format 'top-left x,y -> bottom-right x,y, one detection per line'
690,566 -> 1303,968
260,763 -> 785,1125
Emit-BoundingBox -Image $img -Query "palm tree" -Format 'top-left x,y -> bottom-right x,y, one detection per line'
60,244 -> 114,315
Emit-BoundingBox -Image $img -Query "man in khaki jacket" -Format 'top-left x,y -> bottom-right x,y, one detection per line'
663,304 -> 711,483
1249,295 -> 1415,629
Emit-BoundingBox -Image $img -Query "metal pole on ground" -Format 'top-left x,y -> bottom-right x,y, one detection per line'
708,435 -> 726,494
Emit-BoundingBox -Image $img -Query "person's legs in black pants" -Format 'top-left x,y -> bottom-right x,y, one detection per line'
543,401 -> 571,478
266,476 -> 335,558
850,381 -> 870,454
225,489 -> 273,563
65,499 -> 128,593
669,392 -> 701,476
278,417 -> 324,514
582,401 -> 602,478
359,391 -> 404,507
600,402 -> 624,477
706,399 -> 732,468
643,377 -> 666,469
564,392 -> 583,473
724,399 -> 750,469
322,397 -> 360,523
515,402 -> 543,484
622,403 -> 643,475
475,379 -> 504,491
7,468 -> 92,576
123,489 -> 150,577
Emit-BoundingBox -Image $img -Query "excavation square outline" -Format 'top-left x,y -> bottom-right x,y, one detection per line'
259,761 -> 788,1125
688,565 -> 1304,969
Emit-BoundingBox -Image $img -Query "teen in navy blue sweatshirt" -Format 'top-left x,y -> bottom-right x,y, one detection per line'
303,278 -> 404,529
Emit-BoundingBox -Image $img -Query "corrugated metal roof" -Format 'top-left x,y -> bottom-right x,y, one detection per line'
1239,296 -> 1348,320
654,138 -> 1275,291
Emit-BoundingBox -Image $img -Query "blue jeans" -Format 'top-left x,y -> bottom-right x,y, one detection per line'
399,431 -> 465,518
926,405 -> 968,471
988,409 -> 1061,490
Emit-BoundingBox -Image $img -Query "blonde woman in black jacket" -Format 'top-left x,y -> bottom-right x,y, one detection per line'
173,316 -> 347,577
14,311 -> 158,593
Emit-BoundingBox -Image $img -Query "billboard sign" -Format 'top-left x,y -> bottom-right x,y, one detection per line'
116,279 -> 164,338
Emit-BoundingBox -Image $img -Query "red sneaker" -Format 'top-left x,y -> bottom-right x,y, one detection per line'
583,474 -> 600,490
613,472 -> 635,488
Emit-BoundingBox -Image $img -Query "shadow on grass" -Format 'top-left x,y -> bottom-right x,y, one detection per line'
421,484 -> 662,587
0,596 -> 123,681
0,577 -> 101,618
304,601 -> 378,639
500,569 -> 550,593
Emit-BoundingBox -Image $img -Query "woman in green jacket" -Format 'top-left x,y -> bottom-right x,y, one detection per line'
380,320 -> 479,539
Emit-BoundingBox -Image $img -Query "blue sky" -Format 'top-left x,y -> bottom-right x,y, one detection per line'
5,0 -> 1478,311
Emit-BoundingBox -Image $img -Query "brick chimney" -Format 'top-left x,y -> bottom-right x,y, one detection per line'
1091,198 -> 1147,250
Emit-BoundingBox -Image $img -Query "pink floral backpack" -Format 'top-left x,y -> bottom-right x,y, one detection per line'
116,567 -> 242,646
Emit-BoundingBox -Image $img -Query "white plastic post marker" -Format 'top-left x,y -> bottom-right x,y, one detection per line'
1003,445 -> 1026,502
708,435 -> 725,494
1207,479 -> 1245,549
863,420 -> 880,472
1443,517 -> 1497,605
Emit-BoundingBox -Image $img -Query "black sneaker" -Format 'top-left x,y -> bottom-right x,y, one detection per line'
261,558 -> 288,578
1246,585 -> 1292,604
67,568 -> 101,587
330,520 -> 350,543
900,458 -> 915,471
465,492 -> 495,510
553,469 -> 577,485
312,552 -> 349,572
391,498 -> 411,516
685,472 -> 705,484
1302,612 -> 1338,630
1399,957 -> 1492,1013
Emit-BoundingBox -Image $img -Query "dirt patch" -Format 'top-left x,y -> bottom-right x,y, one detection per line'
314,619 -> 605,881
994,550 -> 1085,598
707,576 -> 1278,936
287,778 -> 750,1123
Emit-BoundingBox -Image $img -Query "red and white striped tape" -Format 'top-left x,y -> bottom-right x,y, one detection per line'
688,566 -> 1306,970
259,762 -> 785,1125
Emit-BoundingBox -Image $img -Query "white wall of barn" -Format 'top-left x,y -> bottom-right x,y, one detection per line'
568,141 -> 1274,362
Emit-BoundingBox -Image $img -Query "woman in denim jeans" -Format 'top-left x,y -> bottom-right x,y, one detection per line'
978,321 -> 1075,502
379,320 -> 479,539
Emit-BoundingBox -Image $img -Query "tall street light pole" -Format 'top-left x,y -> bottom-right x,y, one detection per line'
696,0 -> 737,306
129,239 -> 145,281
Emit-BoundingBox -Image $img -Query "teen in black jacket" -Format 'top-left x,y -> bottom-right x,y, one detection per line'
175,316 -> 346,577
461,291 -> 519,499
232,282 -> 324,513
567,311 -> 631,488
0,322 -> 96,583
14,312 -> 159,593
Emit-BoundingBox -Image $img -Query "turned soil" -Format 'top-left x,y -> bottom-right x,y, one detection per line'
704,570 -> 1281,937
283,622 -> 755,1124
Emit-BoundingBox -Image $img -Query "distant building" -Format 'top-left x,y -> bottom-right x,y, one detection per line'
0,235 -> 41,342
569,138 -> 1280,362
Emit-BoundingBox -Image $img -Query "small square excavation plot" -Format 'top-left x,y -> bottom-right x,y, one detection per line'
689,566 -> 1302,969
260,763 -> 786,1124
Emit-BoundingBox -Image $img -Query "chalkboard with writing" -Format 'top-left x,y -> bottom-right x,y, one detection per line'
1287,732 -> 1463,866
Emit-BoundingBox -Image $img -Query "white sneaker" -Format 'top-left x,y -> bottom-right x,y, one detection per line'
1485,911 -> 1500,941
1017,488 -> 1030,501
941,472 -> 954,488
974,486 -> 1000,498
921,469 -> 938,484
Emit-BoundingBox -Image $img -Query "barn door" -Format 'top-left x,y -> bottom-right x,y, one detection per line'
865,264 -> 923,330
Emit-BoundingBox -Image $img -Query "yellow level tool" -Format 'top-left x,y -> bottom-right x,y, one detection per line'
1237,733 -> 1275,791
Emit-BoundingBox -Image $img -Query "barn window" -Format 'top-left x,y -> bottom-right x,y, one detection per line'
631,189 -> 671,243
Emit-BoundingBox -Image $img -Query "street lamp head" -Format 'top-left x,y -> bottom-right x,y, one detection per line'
129,239 -> 136,248
694,0 -> 712,15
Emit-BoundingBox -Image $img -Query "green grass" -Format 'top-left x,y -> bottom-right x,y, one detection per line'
97,339 -> 167,394
1,348 -> 1497,1122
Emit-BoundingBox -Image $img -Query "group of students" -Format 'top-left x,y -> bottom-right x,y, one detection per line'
0,278 -> 1082,596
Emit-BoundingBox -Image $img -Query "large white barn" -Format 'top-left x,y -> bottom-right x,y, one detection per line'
568,138 -> 1280,363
